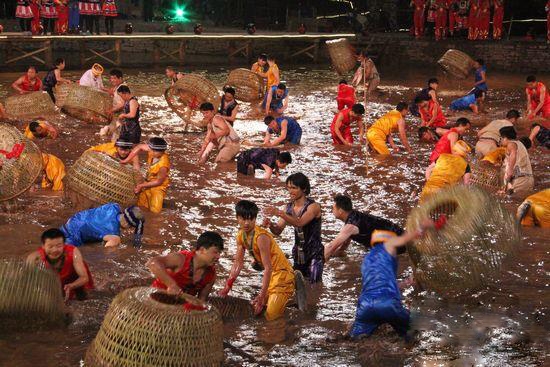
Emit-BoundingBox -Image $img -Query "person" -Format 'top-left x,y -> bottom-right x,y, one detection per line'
324,194 -> 404,261
416,95 -> 447,127
87,138 -> 141,170
264,173 -> 324,284
336,79 -> 356,111
265,55 -> 280,91
410,78 -> 439,117
434,0 -> 448,41
263,115 -> 302,146
41,152 -> 65,191
525,75 -> 550,120
251,53 -> 268,78
261,83 -> 289,116
11,66 -> 42,94
492,0 -> 504,40
499,126 -> 534,196
55,0 -> 69,35
117,85 -> 141,144
68,0 -> 79,33
411,0 -> 426,38
30,0 -> 41,35
24,120 -> 58,140
472,59 -> 488,97
26,228 -> 93,301
148,231 -> 223,301
330,103 -> 365,146
475,109 -> 519,157
529,123 -> 549,149
108,68 -> 126,114
236,148 -> 292,179
448,0 -> 458,37
219,86 -> 239,126
420,141 -> 471,201
166,66 -> 184,85
349,221 -> 434,340
352,51 -> 380,98
86,0 -> 101,34
418,126 -> 448,143
219,200 -> 296,321
198,102 -> 241,164
476,0 -> 490,40
468,0 -> 479,40
79,63 -> 104,90
426,118 -> 470,177
450,89 -> 484,113
16,0 -> 34,34
42,57 -> 70,103
517,189 -> 550,228
102,0 -> 117,35
367,102 -> 411,155
121,138 -> 170,214
40,0 -> 58,35
60,203 -> 145,247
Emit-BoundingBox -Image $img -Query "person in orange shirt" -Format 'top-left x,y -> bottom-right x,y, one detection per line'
41,153 -> 65,191
87,138 -> 141,172
366,103 -> 411,155
251,53 -> 268,78
525,75 -> 550,119
336,79 -> 356,111
265,55 -> 280,91
24,120 -> 58,140
517,189 -> 550,228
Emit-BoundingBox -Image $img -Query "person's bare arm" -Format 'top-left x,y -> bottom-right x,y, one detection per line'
55,69 -> 71,83
280,95 -> 289,113
64,247 -> 90,300
352,66 -> 363,86
263,131 -> 273,145
383,221 -> 433,256
448,131 -> 458,147
268,120 -> 288,146
334,113 -> 351,146
198,124 -> 214,158
219,241 -> 245,296
265,216 -> 287,236
261,164 -> 274,179
388,134 -> 398,151
529,125 -> 540,145
268,203 -> 320,228
251,235 -> 272,315
503,143 -> 517,183
103,234 -> 121,247
198,277 -> 215,301
398,119 -> 411,152
12,76 -> 27,94
223,104 -> 239,124
135,167 -> 167,193
470,103 -> 479,114
120,143 -> 149,164
533,85 -> 547,115
146,252 -> 185,295
325,224 -> 360,261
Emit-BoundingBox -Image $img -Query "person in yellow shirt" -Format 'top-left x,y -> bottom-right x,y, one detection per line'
481,147 -> 506,165
366,102 -> 411,155
219,200 -> 300,321
420,141 -> 471,201
251,53 -> 268,78
24,120 -> 58,140
266,55 -> 280,91
87,138 -> 141,171
121,137 -> 170,214
41,153 -> 65,191
517,189 -> 550,228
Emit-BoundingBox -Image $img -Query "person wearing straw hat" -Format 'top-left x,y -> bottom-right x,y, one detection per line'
324,194 -> 404,262
24,120 -> 58,140
121,137 -> 170,214
12,66 -> 42,94
420,140 -> 472,201
263,115 -> 302,146
60,203 -> 145,248
148,231 -> 224,301
366,102 -> 411,155
40,152 -> 66,191
79,63 -> 104,90
330,103 -> 365,146
499,126 -> 534,197
26,228 -> 94,301
117,85 -> 141,144
517,189 -> 550,228
198,102 -> 241,164
87,138 -> 141,172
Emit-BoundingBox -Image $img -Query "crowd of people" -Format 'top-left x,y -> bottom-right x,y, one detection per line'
0,47 -> 548,342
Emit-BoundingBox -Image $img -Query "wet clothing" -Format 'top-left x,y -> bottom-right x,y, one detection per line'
119,96 -> 141,144
345,210 -> 404,248
38,244 -> 94,300
481,147 -> 506,165
505,140 -> 534,196
336,84 -> 355,111
268,117 -> 302,145
350,243 -> 409,338
79,69 -> 104,90
419,100 -> 446,128
20,75 -> 42,92
367,110 -> 403,155
236,225 -> 294,321
475,119 -> 513,157
88,142 -> 118,158
237,148 -> 279,175
429,128 -> 458,163
210,116 -> 241,163
526,82 -> 550,119
450,93 -> 476,111
266,64 -> 280,90
520,189 -> 550,228
473,66 -> 488,93
137,152 -> 170,214
42,68 -> 59,102
219,96 -> 238,119
151,250 -> 216,297
61,203 -> 122,247
285,198 -> 324,283
331,108 -> 357,145
533,124 -> 549,148
262,85 -> 288,111
24,121 -> 53,140
41,153 -> 65,191
421,154 -> 468,201
410,87 -> 433,117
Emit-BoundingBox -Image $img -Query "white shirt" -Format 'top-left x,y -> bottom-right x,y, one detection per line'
79,69 -> 104,90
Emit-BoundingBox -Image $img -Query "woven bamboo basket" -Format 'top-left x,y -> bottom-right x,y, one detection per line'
64,151 -> 137,207
54,82 -> 71,108
326,38 -> 357,75
226,68 -> 265,102
61,84 -> 112,124
406,185 -> 520,296
208,296 -> 253,321
4,92 -> 56,119
85,287 -> 223,367
0,259 -> 66,330
470,161 -> 502,192
0,123 -> 43,202
437,49 -> 474,79
165,74 -> 221,129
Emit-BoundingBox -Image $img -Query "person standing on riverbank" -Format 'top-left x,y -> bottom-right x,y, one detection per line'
411,0 -> 426,38
492,0 -> 504,40
434,0 -> 448,40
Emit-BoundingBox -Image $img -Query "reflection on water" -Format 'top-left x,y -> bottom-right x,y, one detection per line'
0,67 -> 548,367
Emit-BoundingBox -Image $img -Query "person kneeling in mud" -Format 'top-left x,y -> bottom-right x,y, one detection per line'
219,200 -> 302,321
27,228 -> 94,301
237,148 -> 292,179
350,221 -> 434,340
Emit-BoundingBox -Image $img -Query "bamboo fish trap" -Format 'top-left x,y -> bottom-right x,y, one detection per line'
85,287 -> 224,367
437,49 -> 475,79
0,123 -> 43,202
4,92 -> 57,119
470,161 -> 502,192
226,68 -> 265,102
0,260 -> 66,330
61,84 -> 112,124
53,83 -> 71,108
406,185 -> 520,297
64,150 -> 138,207
208,296 -> 253,321
326,38 -> 357,75
165,74 -> 221,129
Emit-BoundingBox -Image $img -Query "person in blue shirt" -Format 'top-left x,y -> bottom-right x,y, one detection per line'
60,203 -> 145,248
472,59 -> 488,95
261,83 -> 289,116
350,220 -> 434,340
263,115 -> 302,146
450,89 -> 484,114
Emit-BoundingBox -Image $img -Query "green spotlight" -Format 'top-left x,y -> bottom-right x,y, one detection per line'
175,8 -> 185,18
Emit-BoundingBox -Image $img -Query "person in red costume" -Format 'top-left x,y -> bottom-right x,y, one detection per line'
411,0 -> 426,38
525,75 -> 550,120
468,0 -> 479,40
336,79 -> 356,111
492,0 -> 504,40
546,0 -> 550,43
434,0 -> 448,40
476,0 -> 490,40
416,95 -> 447,128
55,0 -> 69,35
330,103 -> 365,145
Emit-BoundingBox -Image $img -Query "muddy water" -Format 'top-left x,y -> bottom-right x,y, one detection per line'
0,66 -> 548,367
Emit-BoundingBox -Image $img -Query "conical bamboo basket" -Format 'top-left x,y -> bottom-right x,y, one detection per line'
226,68 -> 265,102
61,84 -> 112,124
437,49 -> 474,79
326,38 -> 357,75
4,91 -> 57,119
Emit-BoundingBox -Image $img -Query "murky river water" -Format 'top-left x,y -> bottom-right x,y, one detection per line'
0,65 -> 548,367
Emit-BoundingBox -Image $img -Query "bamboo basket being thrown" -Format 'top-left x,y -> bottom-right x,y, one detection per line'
326,38 -> 357,75
4,92 -> 57,119
61,84 -> 112,124
85,287 -> 223,367
437,49 -> 474,79
226,68 -> 265,102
